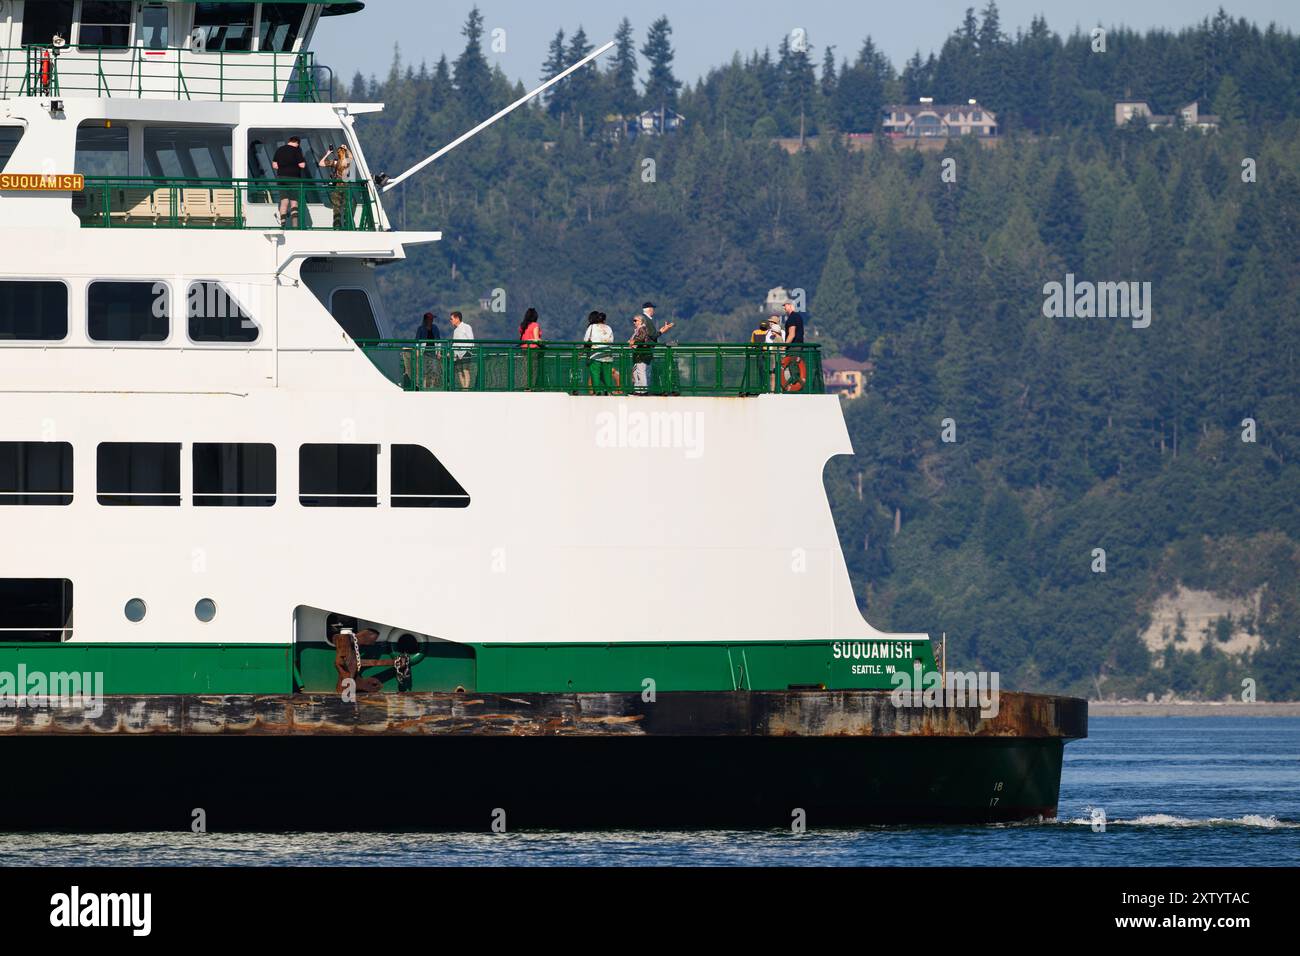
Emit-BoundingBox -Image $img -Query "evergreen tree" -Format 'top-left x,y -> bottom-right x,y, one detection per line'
541,29 -> 568,118
607,18 -> 639,117
641,16 -> 681,113
814,233 -> 861,353
452,6 -> 492,119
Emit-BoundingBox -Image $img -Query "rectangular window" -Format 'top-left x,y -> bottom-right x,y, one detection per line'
0,281 -> 67,341
139,4 -> 169,49
75,123 -> 129,177
97,442 -> 180,506
88,281 -> 169,342
247,128 -> 344,187
192,2 -> 255,52
143,127 -> 233,180
78,1 -> 134,47
0,579 -> 73,643
0,442 -> 73,505
187,281 -> 258,343
299,444 -> 378,507
193,443 -> 275,507
0,128 -> 24,172
392,444 -> 470,508
258,3 -> 305,52
21,0 -> 74,46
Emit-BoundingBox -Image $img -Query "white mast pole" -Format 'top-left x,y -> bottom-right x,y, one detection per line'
382,40 -> 615,193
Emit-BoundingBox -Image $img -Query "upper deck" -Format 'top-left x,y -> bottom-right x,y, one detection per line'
0,1 -> 362,102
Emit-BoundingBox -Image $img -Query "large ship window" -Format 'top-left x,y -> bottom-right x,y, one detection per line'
78,1 -> 134,48
75,122 -> 129,177
0,579 -> 73,643
187,281 -> 259,343
392,445 -> 470,509
299,444 -> 378,508
21,1 -> 74,46
329,289 -> 379,340
192,1 -> 255,52
0,128 -> 24,172
97,442 -> 181,506
143,127 -> 233,180
248,129 -> 346,187
0,281 -> 68,341
258,3 -> 306,51
193,443 -> 276,507
88,281 -> 169,342
139,3 -> 169,49
0,442 -> 73,506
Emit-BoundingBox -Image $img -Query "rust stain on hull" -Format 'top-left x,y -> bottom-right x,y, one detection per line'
0,690 -> 1086,739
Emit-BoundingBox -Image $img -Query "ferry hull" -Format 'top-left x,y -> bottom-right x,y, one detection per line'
0,690 -> 1085,831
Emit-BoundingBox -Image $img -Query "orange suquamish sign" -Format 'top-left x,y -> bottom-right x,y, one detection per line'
0,173 -> 84,191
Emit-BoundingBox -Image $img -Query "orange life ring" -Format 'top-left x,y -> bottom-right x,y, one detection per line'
781,353 -> 807,392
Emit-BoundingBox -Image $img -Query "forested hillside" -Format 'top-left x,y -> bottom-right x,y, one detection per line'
346,5 -> 1300,699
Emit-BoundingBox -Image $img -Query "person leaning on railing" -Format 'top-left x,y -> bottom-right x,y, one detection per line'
583,311 -> 617,395
318,144 -> 353,229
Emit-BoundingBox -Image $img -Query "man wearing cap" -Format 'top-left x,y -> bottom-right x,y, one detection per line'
413,312 -> 442,389
641,301 -> 675,394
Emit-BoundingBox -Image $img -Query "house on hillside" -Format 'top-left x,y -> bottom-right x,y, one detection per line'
1114,99 -> 1219,131
880,98 -> 999,138
823,357 -> 873,400
602,109 -> 686,142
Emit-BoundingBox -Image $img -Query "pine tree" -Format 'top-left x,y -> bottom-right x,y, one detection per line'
641,16 -> 681,114
452,6 -> 492,119
566,26 -> 597,134
814,233 -> 861,354
541,29 -> 568,119
607,18 -> 639,118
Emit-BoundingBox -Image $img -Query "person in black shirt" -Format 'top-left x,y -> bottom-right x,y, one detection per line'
416,312 -> 441,341
271,135 -> 307,227
780,301 -> 808,392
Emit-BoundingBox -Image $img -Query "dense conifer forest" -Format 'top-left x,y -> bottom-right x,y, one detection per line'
347,5 -> 1300,698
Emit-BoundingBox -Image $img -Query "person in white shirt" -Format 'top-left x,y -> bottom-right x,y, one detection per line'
583,311 -> 616,394
450,311 -> 474,390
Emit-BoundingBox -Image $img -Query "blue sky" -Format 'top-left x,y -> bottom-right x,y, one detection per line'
313,1 -> 1300,89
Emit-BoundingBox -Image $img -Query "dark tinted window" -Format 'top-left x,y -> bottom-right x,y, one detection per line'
187,282 -> 258,343
21,0 -> 74,46
78,1 -> 133,47
330,289 -> 379,340
193,443 -> 275,506
259,3 -> 305,51
97,442 -> 180,506
88,281 -> 169,342
0,579 -> 73,642
392,445 -> 470,508
0,128 -> 23,172
75,123 -> 129,177
0,281 -> 67,341
299,444 -> 377,507
0,442 -> 73,505
193,2 -> 255,51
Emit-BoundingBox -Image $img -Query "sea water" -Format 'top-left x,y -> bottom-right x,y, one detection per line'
2,717 -> 1296,866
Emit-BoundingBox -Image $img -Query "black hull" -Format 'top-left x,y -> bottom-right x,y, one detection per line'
3,734 -> 1066,831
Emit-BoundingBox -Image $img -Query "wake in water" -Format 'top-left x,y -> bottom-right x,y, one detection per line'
1061,809 -> 1298,828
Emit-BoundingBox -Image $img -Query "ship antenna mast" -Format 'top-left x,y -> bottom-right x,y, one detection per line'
382,39 -> 615,193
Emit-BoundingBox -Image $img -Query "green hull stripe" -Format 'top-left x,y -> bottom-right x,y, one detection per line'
0,640 -> 936,695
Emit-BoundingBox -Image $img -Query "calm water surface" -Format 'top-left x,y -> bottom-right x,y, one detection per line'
3,717 -> 1297,866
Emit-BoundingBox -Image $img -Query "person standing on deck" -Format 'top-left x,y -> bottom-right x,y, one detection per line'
781,300 -> 808,392
641,301 -> 674,394
583,311 -> 615,394
629,313 -> 652,394
272,135 -> 307,227
318,143 -> 353,228
519,307 -> 543,389
451,311 -> 475,390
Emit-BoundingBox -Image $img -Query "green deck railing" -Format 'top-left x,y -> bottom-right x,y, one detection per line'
357,340 -> 824,396
4,45 -> 318,101
75,176 -> 377,230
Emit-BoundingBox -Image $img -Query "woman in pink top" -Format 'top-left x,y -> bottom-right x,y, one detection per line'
519,307 -> 542,389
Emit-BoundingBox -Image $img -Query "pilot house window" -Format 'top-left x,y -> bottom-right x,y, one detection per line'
259,3 -> 306,52
97,442 -> 181,506
299,444 -> 378,507
192,2 -> 255,52
21,1 -> 74,47
78,1 -> 134,48
0,442 -> 73,506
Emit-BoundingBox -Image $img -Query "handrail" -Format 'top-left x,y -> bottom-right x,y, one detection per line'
356,339 -> 824,396
76,175 -> 377,231
5,45 -> 318,102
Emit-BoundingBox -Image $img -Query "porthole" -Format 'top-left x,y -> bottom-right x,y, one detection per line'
124,598 -> 147,623
195,598 -> 217,623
